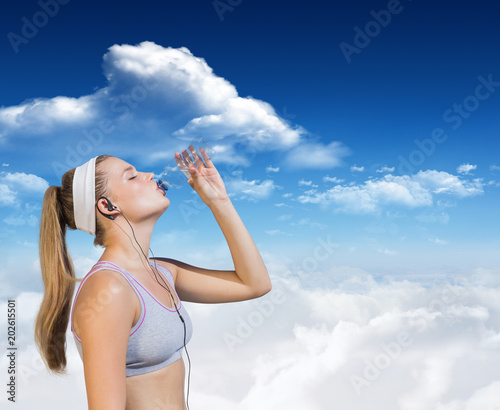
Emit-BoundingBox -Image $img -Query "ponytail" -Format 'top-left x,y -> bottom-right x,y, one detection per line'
34,185 -> 79,374
34,155 -> 111,374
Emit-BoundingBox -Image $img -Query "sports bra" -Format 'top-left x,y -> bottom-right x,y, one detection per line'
70,260 -> 193,377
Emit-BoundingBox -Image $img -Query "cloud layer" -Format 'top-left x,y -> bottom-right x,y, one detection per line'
296,170 -> 484,214
3,265 -> 500,409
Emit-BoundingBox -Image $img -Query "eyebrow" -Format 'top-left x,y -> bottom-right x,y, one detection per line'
121,166 -> 135,176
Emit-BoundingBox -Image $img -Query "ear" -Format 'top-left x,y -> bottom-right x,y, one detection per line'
96,197 -> 120,221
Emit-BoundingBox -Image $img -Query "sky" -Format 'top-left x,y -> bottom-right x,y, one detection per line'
0,0 -> 500,408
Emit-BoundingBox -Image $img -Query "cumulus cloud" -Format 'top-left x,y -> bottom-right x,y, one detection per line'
10,266 -> 500,410
0,172 -> 49,207
224,173 -> 277,201
265,166 -> 279,173
284,141 -> 351,170
376,165 -> 395,173
298,179 -> 313,186
323,175 -> 344,184
457,163 -> 477,175
296,170 -> 483,214
0,172 -> 49,193
351,165 -> 364,172
0,41 -> 326,173
0,184 -> 16,206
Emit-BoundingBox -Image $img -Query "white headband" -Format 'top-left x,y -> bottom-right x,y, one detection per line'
72,156 -> 97,235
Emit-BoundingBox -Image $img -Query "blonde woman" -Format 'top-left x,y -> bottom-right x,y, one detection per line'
34,146 -> 272,409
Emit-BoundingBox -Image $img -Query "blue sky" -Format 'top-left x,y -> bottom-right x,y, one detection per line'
1,1 -> 500,408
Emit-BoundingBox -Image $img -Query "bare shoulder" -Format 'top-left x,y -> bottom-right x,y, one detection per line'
150,257 -> 181,282
73,269 -> 137,336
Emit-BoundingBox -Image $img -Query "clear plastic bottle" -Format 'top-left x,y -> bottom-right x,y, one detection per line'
155,136 -> 215,189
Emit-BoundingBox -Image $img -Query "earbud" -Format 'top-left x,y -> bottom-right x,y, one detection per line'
96,196 -> 116,220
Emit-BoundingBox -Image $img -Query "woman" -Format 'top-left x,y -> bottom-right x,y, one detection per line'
34,146 -> 272,409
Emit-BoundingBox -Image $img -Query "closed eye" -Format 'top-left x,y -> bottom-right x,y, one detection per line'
129,175 -> 137,180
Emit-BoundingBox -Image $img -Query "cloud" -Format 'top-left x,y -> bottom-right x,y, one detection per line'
284,141 -> 351,170
265,166 -> 279,173
412,170 -> 483,197
265,229 -> 287,236
0,172 -> 49,193
296,170 -> 483,214
376,166 -> 395,173
429,237 -> 449,245
225,174 -> 277,201
489,164 -> 500,172
0,172 -> 49,208
298,179 -> 313,186
415,211 -> 450,224
3,214 -> 38,226
457,163 -> 477,175
0,42 -> 320,172
378,247 -> 398,255
323,175 -> 344,184
6,263 -> 500,410
0,184 -> 17,206
351,165 -> 364,172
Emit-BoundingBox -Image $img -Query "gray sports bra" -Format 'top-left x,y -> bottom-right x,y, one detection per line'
70,260 -> 193,377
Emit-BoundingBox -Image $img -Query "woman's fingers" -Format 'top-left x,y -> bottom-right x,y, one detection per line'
182,149 -> 196,169
199,147 -> 213,167
188,145 -> 206,168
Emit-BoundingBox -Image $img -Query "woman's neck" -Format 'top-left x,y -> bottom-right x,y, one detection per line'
100,222 -> 154,273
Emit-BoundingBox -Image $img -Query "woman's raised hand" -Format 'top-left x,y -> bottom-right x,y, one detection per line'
175,145 -> 230,207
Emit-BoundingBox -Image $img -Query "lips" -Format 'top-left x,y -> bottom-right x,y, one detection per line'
156,180 -> 168,195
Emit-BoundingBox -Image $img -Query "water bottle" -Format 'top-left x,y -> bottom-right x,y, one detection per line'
155,136 -> 215,191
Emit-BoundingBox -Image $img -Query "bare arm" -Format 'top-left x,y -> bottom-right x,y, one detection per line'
73,270 -> 136,409
158,146 -> 271,303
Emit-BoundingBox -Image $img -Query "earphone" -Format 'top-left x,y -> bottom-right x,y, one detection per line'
96,196 -> 192,409
96,197 -> 117,220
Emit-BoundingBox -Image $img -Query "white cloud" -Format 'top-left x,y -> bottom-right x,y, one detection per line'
0,41 -> 318,170
296,170 -> 483,214
6,264 -> 500,410
457,163 -> 477,175
413,170 -> 483,197
490,164 -> 500,172
0,172 -> 49,193
284,141 -> 351,170
429,237 -> 449,245
436,380 -> 500,410
0,95 -> 95,136
351,165 -> 364,172
378,247 -> 398,255
3,214 -> 38,226
265,229 -> 287,236
323,175 -> 344,184
266,166 -> 279,173
298,179 -> 313,186
0,184 -> 17,205
415,211 -> 450,224
376,166 -> 395,173
225,175 -> 277,201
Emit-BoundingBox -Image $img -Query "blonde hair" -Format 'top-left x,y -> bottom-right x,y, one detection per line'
34,155 -> 111,374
